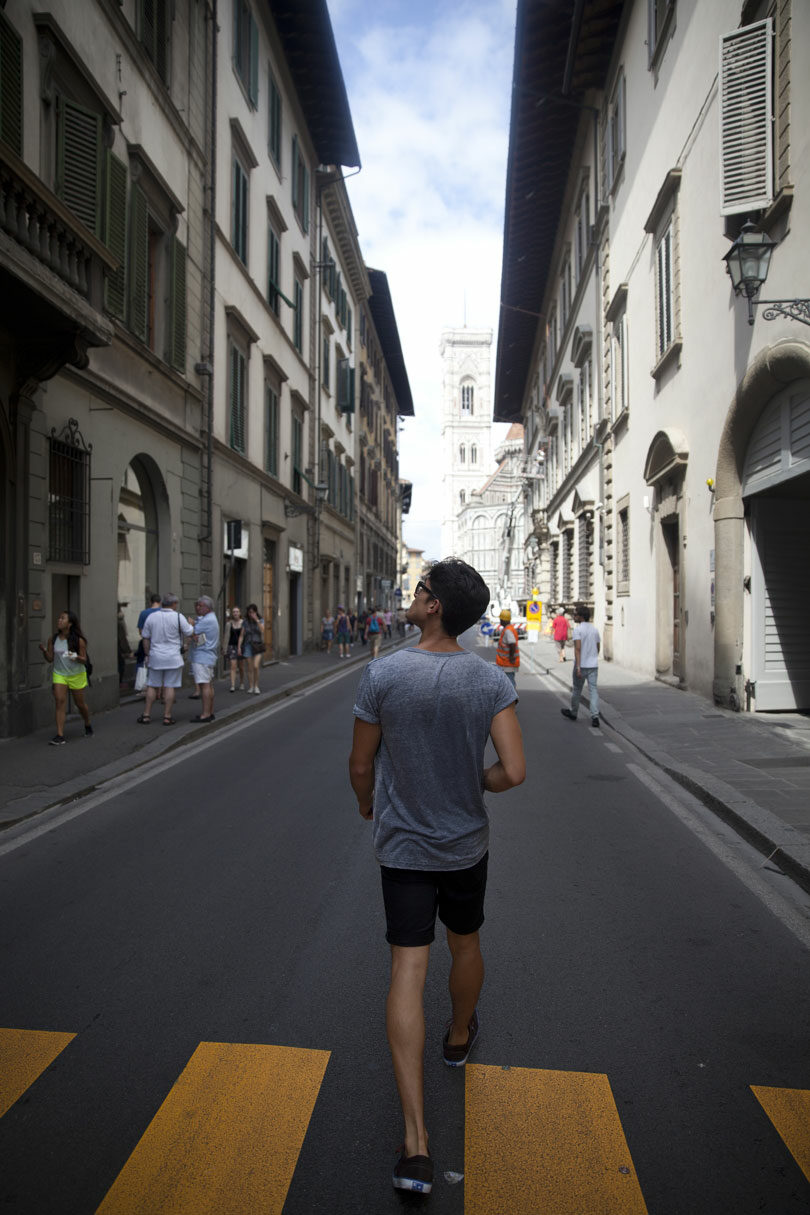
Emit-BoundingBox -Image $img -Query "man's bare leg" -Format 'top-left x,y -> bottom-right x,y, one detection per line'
387,944 -> 430,1158
446,928 -> 484,1046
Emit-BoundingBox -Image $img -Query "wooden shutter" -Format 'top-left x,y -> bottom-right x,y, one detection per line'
291,135 -> 299,209
0,12 -> 23,156
57,96 -> 101,235
230,344 -> 245,452
720,20 -> 773,215
169,236 -> 186,372
129,184 -> 149,340
104,151 -> 128,319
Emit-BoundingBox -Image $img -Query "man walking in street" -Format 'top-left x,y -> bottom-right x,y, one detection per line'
560,603 -> 601,727
495,607 -> 520,688
552,606 -> 569,662
190,595 -> 219,723
349,559 -> 525,1195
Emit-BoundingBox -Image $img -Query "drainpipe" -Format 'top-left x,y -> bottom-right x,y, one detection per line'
196,0 -> 217,591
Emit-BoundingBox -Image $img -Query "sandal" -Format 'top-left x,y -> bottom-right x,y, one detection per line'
163,718 -> 175,725
191,714 -> 215,722
136,715 -> 151,724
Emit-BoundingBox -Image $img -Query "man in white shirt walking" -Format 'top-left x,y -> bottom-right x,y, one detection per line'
560,603 -> 601,727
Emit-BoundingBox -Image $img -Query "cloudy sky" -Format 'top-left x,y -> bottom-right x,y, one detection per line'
328,0 -> 517,560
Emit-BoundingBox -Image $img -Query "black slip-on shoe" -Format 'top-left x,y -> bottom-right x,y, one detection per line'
393,1149 -> 433,1194
560,708 -> 577,720
591,716 -> 600,727
442,1008 -> 480,1067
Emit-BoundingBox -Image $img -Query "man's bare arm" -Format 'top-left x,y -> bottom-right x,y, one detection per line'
349,718 -> 382,819
483,704 -> 526,792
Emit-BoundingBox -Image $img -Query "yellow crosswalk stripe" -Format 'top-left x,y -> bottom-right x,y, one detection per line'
96,1041 -> 330,1215
464,1064 -> 648,1214
0,1027 -> 76,1119
751,1085 -> 810,1181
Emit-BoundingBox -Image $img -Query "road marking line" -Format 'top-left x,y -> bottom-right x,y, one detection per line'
0,1027 -> 76,1119
96,1041 -> 330,1215
464,1064 -> 648,1214
751,1085 -> 810,1181
604,741 -> 622,753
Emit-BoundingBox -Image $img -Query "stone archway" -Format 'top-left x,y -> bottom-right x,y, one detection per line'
116,455 -> 171,666
713,339 -> 810,708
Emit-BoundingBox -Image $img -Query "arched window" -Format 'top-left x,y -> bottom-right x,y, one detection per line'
459,489 -> 466,506
461,383 -> 474,414
470,444 -> 477,465
459,444 -> 466,464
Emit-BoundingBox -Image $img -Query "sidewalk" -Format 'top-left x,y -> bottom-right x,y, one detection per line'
518,633 -> 810,895
0,633 -> 406,833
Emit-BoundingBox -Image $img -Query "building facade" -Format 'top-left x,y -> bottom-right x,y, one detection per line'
496,0 -> 810,712
0,0 -> 211,735
456,423 -> 526,613
439,327 -> 494,558
0,0 -> 414,737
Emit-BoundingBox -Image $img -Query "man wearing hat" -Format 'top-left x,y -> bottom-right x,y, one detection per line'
495,608 -> 520,687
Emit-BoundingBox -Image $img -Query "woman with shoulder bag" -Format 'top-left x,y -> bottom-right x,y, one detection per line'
239,603 -> 266,695
39,610 -> 93,745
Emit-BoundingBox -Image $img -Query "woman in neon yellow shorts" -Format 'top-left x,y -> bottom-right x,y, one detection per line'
39,610 -> 93,745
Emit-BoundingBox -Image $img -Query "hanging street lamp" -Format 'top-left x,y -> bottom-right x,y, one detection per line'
723,220 -> 810,326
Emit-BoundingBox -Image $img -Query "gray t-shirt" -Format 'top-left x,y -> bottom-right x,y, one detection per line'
353,647 -> 517,871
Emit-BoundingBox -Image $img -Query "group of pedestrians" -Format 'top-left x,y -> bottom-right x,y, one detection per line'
320,606 -> 397,661
135,593 -> 219,725
223,604 -> 266,693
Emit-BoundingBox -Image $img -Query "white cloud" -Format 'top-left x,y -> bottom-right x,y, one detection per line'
329,0 -> 517,557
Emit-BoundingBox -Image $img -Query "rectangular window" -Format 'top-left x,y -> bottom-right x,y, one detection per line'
322,332 -> 330,390
229,340 -> 247,453
338,359 -> 355,413
140,0 -> 171,83
265,383 -> 279,476
606,71 -> 626,194
560,254 -> 572,331
232,154 -> 249,264
719,19 -> 773,215
562,530 -> 574,600
267,224 -> 280,314
291,411 -> 303,494
0,11 -> 24,156
648,0 -> 675,69
291,135 -> 309,232
49,431 -> 90,564
575,185 -> 590,280
293,277 -> 304,352
611,309 -> 628,420
233,0 -> 258,107
268,68 -> 281,168
55,94 -> 102,236
617,498 -> 630,594
656,222 -> 673,358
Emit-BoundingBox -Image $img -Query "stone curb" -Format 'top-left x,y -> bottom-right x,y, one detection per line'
520,646 -> 810,897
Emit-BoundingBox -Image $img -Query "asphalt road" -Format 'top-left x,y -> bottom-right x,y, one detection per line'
1,634 -> 809,1214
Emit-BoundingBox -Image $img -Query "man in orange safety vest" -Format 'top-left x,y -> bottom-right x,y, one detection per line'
495,608 -> 520,688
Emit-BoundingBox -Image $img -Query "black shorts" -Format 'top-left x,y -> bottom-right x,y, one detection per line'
380,853 -> 488,947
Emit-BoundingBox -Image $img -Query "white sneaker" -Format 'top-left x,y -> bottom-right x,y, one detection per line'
253,686 -> 261,695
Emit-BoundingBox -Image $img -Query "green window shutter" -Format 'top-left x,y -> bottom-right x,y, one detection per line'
268,227 -> 279,312
265,385 -> 278,476
269,72 -> 281,166
249,12 -> 259,106
104,150 -> 128,319
291,135 -> 299,209
169,236 -> 187,372
301,161 -> 309,233
0,13 -> 23,156
57,95 -> 102,235
129,184 -> 149,340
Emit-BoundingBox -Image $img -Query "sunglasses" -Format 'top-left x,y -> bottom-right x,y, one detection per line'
414,579 -> 440,603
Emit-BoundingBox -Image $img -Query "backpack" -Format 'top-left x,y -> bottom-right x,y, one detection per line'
368,614 -> 380,634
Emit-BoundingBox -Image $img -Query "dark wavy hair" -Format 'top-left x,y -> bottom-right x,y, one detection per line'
425,558 -> 490,638
54,610 -> 87,652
